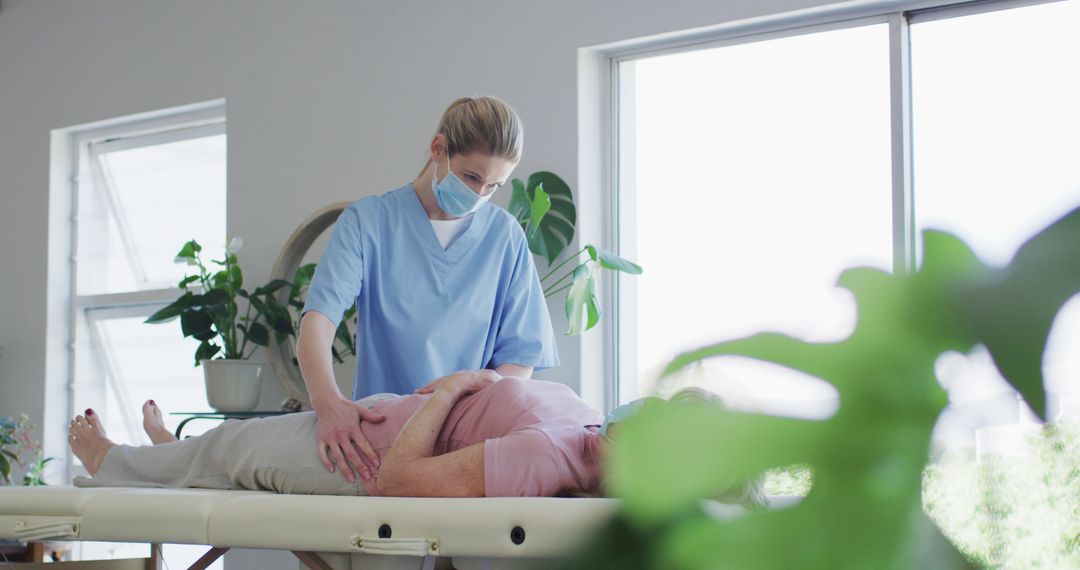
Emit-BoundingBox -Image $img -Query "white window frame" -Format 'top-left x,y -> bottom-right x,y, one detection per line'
596,0 -> 1068,410
57,100 -> 226,481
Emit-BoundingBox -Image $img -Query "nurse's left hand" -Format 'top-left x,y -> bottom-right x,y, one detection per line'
414,369 -> 500,396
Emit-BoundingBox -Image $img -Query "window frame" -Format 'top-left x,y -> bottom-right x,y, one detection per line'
602,0 -> 1069,407
63,102 -> 227,480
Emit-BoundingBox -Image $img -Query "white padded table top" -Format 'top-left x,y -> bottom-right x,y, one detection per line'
0,486 -> 268,545
0,486 -> 621,558
210,494 -> 621,557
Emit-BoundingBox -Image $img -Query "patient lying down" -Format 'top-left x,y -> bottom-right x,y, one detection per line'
70,372 -> 608,497
70,372 -> 765,503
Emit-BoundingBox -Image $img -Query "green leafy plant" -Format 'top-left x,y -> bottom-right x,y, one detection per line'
145,240 -> 356,368
509,171 -> 643,335
569,206 -> 1080,569
146,239 -> 296,367
1,414 -> 54,487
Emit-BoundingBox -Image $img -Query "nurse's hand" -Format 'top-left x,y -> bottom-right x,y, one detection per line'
421,369 -> 500,399
314,396 -> 386,483
414,369 -> 501,395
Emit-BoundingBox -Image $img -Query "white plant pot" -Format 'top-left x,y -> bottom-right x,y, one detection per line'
201,359 -> 264,412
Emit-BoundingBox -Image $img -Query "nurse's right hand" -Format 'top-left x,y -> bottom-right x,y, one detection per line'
314,395 -> 385,482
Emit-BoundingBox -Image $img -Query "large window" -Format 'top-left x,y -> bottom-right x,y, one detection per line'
66,103 -> 227,568
910,0 -> 1080,444
72,115 -> 227,448
617,23 -> 891,420
614,0 -> 1080,443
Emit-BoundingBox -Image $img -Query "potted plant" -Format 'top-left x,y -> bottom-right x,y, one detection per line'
144,238 -> 291,411
509,171 -> 643,334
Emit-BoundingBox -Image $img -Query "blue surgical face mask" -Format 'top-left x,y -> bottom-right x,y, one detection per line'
432,154 -> 494,218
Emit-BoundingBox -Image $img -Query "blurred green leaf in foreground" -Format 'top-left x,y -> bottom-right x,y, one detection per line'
569,207 -> 1080,569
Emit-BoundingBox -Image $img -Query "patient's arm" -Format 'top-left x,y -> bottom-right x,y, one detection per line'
413,364 -> 532,395
377,370 -> 498,497
494,363 -> 533,379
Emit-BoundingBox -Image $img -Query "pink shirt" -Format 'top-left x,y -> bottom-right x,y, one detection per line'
359,377 -> 603,497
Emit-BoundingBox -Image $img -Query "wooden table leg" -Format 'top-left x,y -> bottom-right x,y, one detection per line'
28,541 -> 45,562
185,546 -> 228,570
145,543 -> 163,570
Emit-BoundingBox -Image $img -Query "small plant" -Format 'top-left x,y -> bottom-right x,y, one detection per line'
145,239 -> 355,367
145,238 -> 296,366
0,414 -> 54,486
509,171 -> 643,335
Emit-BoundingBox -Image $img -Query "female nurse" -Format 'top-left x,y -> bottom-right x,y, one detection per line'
296,96 -> 559,484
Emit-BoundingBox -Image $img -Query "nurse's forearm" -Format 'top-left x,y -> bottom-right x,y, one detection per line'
494,363 -> 533,379
297,311 -> 347,408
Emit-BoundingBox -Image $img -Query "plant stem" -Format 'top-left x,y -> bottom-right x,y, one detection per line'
543,270 -> 573,295
234,275 -> 255,359
541,247 -> 587,283
544,282 -> 573,299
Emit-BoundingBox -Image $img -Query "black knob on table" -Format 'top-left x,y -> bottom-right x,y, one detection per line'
510,526 -> 525,545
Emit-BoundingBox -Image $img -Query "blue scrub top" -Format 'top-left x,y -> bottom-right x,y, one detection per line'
301,183 -> 560,398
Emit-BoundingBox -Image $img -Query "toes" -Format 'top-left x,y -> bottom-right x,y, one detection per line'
86,409 -> 104,431
70,418 -> 87,438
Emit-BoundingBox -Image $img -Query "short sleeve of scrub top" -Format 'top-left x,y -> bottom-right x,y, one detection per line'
489,232 -> 558,369
300,203 -> 364,327
301,185 -> 559,398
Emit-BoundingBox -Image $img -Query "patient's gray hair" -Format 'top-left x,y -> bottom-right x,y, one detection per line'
668,387 -> 769,510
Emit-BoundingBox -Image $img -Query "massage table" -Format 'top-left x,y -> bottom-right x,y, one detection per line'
0,486 -> 624,569
0,486 -> 794,569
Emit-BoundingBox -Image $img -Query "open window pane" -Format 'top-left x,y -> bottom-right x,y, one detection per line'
75,313 -> 214,447
618,24 -> 892,417
77,133 -> 227,295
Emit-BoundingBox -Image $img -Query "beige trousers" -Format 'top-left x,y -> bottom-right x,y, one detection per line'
74,393 -> 400,496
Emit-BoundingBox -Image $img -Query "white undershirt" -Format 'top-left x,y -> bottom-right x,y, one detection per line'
429,217 -> 469,250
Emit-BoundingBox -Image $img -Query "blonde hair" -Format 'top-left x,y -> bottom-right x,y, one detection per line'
417,96 -> 524,177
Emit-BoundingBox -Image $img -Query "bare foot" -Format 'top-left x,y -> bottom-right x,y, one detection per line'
142,400 -> 177,445
68,409 -> 114,475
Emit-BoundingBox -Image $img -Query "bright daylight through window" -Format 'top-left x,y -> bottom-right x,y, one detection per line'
616,1 -> 1080,566
68,115 -> 227,567
74,125 -> 227,445
618,23 -> 892,419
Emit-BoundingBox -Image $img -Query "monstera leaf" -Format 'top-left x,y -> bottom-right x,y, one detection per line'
565,263 -> 600,336
570,206 -> 1080,569
563,248 -> 642,336
958,206 -> 1080,419
509,171 -> 576,265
